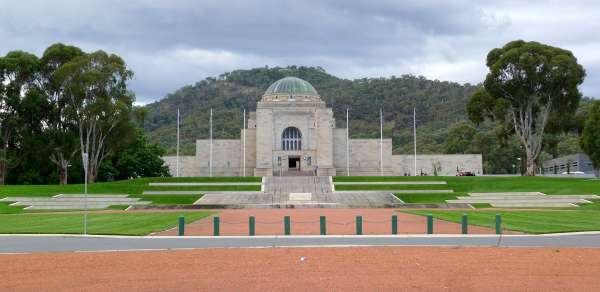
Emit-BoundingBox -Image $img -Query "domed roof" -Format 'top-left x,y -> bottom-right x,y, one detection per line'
262,77 -> 320,101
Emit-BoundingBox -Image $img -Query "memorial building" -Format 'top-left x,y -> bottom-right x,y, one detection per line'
163,77 -> 482,176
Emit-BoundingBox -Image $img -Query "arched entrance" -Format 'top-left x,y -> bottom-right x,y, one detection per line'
282,127 -> 301,151
282,127 -> 302,172
276,127 -> 313,176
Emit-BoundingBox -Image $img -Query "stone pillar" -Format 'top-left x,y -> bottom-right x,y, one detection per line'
254,108 -> 274,176
316,108 -> 336,176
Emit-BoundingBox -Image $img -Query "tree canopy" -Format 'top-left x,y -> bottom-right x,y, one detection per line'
468,40 -> 586,175
0,44 -> 169,185
580,101 -> 600,173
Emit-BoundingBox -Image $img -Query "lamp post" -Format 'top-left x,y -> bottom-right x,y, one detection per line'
82,152 -> 88,235
176,108 -> 180,177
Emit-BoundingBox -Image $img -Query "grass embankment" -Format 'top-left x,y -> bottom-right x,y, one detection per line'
334,176 -> 600,202
0,211 -> 212,235
335,184 -> 450,191
0,177 -> 261,197
395,193 -> 460,203
131,195 -> 202,205
0,176 -> 260,214
405,209 -> 600,234
0,203 -> 25,214
333,176 -> 600,194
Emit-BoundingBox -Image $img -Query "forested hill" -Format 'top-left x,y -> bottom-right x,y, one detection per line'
142,66 -> 480,155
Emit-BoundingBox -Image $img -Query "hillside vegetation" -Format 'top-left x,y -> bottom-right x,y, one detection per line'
143,66 -> 478,155
142,66 -> 589,174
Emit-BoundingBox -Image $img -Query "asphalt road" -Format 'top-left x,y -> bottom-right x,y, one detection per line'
2,233 -> 600,253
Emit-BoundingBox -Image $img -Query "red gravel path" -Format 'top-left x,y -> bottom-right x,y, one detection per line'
2,247 -> 599,291
156,209 -> 508,236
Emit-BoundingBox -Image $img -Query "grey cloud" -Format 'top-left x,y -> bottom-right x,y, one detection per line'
0,0 -> 598,103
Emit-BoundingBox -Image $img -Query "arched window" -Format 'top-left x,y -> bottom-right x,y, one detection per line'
282,127 -> 302,150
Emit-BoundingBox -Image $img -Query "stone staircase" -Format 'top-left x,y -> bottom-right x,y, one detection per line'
264,176 -> 332,196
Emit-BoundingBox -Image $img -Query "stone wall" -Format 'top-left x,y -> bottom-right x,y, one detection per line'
332,128 -> 348,174
242,128 -> 257,176
331,129 -> 482,176
391,154 -> 483,176
162,156 -> 202,177
164,137 -> 483,177
332,131 -> 395,176
163,139 -> 244,177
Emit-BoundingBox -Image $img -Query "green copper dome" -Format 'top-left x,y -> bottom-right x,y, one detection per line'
264,77 -> 319,97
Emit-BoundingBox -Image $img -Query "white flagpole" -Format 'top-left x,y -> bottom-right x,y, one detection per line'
176,108 -> 180,177
242,108 -> 246,177
413,107 -> 417,176
210,108 -> 213,177
346,107 -> 350,176
380,108 -> 383,176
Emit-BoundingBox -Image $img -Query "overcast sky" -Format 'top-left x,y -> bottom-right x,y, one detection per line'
1,0 -> 599,104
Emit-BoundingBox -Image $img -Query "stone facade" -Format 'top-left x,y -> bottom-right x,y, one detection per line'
391,154 -> 483,176
163,76 -> 483,177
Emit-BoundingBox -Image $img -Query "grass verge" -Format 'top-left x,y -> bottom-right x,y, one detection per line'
334,176 -> 600,195
0,177 -> 261,197
404,210 -> 600,234
335,184 -> 450,191
0,203 -> 25,214
0,211 -> 212,235
132,195 -> 202,205
394,193 -> 459,203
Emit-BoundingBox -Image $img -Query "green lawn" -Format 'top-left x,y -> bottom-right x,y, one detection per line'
334,176 -> 600,195
335,184 -> 450,191
0,211 -> 212,235
0,177 -> 261,197
132,195 -> 202,205
0,176 -> 257,214
0,202 -> 25,214
405,209 -> 600,234
395,193 -> 459,203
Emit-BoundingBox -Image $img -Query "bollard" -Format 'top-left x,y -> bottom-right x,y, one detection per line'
356,215 -> 363,235
284,216 -> 291,235
320,216 -> 327,235
495,214 -> 502,234
213,216 -> 220,236
249,216 -> 255,236
461,214 -> 468,234
427,214 -> 433,234
178,215 -> 185,236
391,215 -> 398,235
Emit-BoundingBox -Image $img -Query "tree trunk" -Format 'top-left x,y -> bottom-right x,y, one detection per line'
0,159 -> 5,185
0,148 -> 5,185
59,160 -> 68,185
525,155 -> 536,176
88,171 -> 96,184
51,153 -> 71,185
